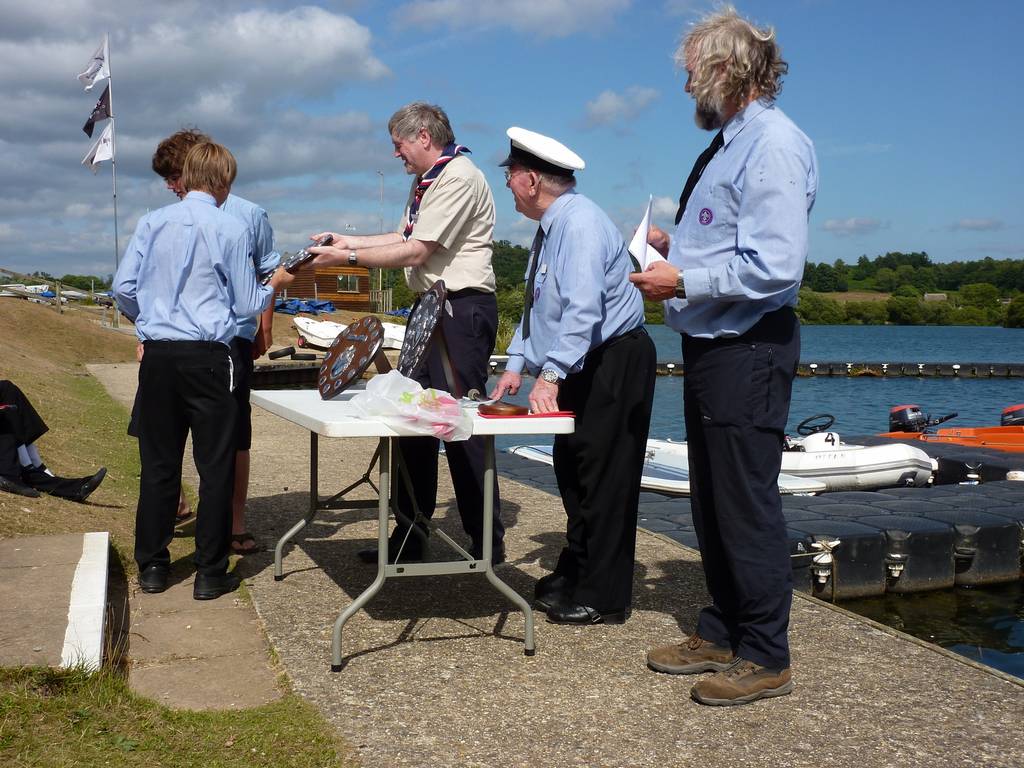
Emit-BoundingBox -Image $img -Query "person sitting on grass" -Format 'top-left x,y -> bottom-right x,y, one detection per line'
0,379 -> 106,502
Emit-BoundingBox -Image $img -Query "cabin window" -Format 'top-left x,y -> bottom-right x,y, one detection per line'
337,275 -> 359,293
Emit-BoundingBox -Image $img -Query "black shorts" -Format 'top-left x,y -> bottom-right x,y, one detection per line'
229,337 -> 254,451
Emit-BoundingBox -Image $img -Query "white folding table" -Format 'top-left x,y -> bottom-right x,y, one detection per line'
251,389 -> 573,670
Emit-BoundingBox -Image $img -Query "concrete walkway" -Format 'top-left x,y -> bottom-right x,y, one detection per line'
0,532 -> 107,671
9,362 -> 1019,766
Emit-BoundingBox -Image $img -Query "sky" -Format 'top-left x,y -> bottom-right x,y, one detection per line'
1,0 -> 1022,279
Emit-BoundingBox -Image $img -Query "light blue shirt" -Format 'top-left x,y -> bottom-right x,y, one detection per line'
113,191 -> 273,345
221,193 -> 280,341
666,99 -> 818,338
506,191 -> 645,379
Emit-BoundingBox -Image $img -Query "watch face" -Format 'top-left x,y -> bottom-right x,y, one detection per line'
541,370 -> 559,383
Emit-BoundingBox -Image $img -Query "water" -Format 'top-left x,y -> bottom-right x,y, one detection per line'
842,581 -> 1024,680
490,324 -> 1024,678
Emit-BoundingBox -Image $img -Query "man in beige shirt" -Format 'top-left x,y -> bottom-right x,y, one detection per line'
308,101 -> 504,564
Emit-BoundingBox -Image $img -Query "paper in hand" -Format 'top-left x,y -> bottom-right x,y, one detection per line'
628,195 -> 666,272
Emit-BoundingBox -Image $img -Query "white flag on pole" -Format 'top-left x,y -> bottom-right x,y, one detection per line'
82,122 -> 114,173
77,36 -> 109,91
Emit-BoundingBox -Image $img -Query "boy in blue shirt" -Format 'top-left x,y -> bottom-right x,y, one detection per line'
114,142 -> 292,599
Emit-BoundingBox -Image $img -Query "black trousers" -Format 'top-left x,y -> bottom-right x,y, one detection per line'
684,307 -> 799,670
0,380 -> 49,479
229,337 -> 254,450
134,341 -> 237,576
551,328 -> 656,611
393,290 -> 503,553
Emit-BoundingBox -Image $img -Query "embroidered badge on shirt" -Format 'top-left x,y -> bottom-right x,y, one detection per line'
699,208 -> 714,225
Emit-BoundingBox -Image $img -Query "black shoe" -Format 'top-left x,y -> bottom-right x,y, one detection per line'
139,564 -> 169,594
22,465 -> 106,502
61,468 -> 107,503
193,571 -> 241,600
534,572 -> 574,611
0,474 -> 41,498
546,602 -> 628,625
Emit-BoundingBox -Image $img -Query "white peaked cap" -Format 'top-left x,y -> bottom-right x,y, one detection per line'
500,127 -> 585,176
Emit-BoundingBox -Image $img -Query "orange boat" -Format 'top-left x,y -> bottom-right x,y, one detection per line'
879,404 -> 1024,452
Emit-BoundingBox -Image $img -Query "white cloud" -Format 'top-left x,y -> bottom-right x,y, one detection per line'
651,195 -> 677,221
391,0 -> 631,37
584,86 -> 659,128
821,218 -> 887,237
950,218 -> 1003,232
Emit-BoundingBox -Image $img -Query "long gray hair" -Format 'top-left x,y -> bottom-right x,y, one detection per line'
677,6 -> 788,111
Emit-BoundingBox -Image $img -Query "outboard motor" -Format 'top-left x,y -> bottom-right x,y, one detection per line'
889,404 -> 927,433
1001,404 -> 1024,427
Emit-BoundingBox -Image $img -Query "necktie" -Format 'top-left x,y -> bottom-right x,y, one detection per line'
522,225 -> 545,340
674,130 -> 724,225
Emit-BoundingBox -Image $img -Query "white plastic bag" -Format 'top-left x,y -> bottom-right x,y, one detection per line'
349,370 -> 472,441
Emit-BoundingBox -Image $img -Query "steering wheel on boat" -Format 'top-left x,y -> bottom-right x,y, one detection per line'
796,413 -> 835,436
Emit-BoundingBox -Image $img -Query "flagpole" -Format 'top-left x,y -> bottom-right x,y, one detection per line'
104,34 -> 120,273
102,34 -> 120,328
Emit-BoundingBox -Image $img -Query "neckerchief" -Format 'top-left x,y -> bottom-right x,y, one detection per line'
402,142 -> 470,241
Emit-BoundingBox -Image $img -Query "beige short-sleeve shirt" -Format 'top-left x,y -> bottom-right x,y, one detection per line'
403,155 -> 497,294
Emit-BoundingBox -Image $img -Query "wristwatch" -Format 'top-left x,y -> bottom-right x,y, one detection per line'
539,369 -> 561,384
674,270 -> 686,299
347,249 -> 358,266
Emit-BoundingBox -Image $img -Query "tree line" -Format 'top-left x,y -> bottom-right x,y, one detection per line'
802,251 -> 1024,296
47,242 -> 1013,331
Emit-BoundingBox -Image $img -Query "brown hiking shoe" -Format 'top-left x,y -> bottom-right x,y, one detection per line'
690,659 -> 793,706
646,632 -> 734,674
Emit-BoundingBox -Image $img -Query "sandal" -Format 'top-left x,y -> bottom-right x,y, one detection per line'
230,533 -> 264,554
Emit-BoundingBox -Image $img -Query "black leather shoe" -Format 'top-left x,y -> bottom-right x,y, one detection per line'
546,602 -> 628,625
62,468 -> 107,503
0,474 -> 41,498
139,564 -> 169,594
534,572 -> 574,611
193,571 -> 241,600
22,466 -> 106,502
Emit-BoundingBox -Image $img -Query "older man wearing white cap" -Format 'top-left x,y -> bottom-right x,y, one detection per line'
491,127 -> 656,625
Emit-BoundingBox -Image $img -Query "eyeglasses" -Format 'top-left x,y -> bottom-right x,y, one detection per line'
504,167 -> 526,183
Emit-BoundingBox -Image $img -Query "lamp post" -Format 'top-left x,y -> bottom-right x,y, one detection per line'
376,170 -> 384,292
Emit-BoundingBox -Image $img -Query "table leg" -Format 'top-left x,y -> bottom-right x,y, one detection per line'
274,431 -> 321,581
332,437 -> 390,671
480,435 -> 536,655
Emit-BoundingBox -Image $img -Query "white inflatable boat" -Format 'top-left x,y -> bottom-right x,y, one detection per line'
294,316 -> 406,351
779,431 -> 936,491
507,443 -> 827,497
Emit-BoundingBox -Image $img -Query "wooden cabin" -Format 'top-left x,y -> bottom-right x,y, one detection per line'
283,261 -> 371,311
